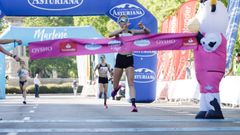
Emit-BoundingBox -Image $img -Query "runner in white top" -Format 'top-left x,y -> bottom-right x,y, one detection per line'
109,15 -> 150,112
17,61 -> 29,104
94,55 -> 111,109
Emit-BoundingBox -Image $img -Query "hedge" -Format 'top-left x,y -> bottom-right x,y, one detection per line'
6,83 -> 83,94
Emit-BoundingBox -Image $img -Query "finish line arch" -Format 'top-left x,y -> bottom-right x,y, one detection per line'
0,0 -> 158,102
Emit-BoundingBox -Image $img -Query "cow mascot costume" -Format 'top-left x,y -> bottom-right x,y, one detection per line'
188,0 -> 229,119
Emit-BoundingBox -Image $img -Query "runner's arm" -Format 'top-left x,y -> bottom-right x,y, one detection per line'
131,22 -> 150,35
0,39 -> 22,45
109,29 -> 124,38
0,46 -> 14,57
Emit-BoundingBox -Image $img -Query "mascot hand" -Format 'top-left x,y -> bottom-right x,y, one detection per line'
196,32 -> 204,45
200,33 -> 222,52
187,17 -> 200,33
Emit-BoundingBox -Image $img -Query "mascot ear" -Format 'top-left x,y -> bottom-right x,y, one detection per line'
211,0 -> 217,12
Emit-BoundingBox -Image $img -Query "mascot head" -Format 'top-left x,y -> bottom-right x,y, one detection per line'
188,0 -> 229,34
188,0 -> 229,52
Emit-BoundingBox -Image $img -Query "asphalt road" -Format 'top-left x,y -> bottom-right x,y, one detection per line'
0,95 -> 240,135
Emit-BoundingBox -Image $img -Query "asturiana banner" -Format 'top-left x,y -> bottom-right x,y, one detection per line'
29,33 -> 198,60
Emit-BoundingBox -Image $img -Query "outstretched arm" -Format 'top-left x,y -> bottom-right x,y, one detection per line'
109,29 -> 124,38
131,22 -> 151,35
0,45 -> 13,57
0,45 -> 21,61
0,39 -> 22,45
109,23 -> 130,37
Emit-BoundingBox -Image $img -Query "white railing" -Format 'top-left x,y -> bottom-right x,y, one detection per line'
156,76 -> 240,106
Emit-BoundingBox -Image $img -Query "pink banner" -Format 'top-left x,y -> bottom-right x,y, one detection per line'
29,33 -> 198,60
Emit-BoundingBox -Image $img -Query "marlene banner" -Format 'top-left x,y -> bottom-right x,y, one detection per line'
29,33 -> 198,60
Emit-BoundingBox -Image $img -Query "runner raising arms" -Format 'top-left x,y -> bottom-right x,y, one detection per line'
109,15 -> 150,112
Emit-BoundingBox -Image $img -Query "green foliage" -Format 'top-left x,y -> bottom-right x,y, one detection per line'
29,57 -> 77,78
6,83 -> 83,94
0,19 -> 9,34
73,16 -> 118,37
138,0 -> 186,32
24,17 -> 78,78
23,17 -> 74,27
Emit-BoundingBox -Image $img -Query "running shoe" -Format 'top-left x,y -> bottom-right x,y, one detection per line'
131,106 -> 138,112
104,104 -> 108,109
23,101 -> 27,104
111,85 -> 121,99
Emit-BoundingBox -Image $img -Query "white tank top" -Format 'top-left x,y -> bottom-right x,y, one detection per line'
18,68 -> 29,78
97,63 -> 110,78
119,32 -> 133,55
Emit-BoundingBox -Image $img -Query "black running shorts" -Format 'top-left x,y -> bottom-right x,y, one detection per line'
98,77 -> 108,84
115,54 -> 134,69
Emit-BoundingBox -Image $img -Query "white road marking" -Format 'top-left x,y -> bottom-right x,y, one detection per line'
29,110 -> 35,113
6,132 -> 18,135
177,111 -> 190,114
0,119 -> 239,123
0,127 -> 240,133
23,117 -> 31,121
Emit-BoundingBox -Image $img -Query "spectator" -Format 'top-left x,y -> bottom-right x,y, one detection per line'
72,80 -> 78,96
34,74 -> 41,98
233,53 -> 240,76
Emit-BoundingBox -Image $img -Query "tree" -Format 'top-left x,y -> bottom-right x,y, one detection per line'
73,16 -> 117,37
24,17 -> 78,78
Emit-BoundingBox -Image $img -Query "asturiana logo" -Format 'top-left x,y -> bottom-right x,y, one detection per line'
28,0 -> 84,11
85,43 -> 102,51
134,68 -> 156,83
109,3 -> 145,19
133,51 -> 157,58
134,39 -> 150,47
108,40 -> 122,46
108,40 -> 122,51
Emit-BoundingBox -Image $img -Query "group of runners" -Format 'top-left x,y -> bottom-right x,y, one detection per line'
0,15 -> 150,115
94,15 -> 150,112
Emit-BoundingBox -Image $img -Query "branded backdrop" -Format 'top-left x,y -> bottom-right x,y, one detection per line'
0,26 -> 106,99
157,0 -> 198,81
0,0 -> 158,102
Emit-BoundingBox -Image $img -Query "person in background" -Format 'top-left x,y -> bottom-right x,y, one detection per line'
34,74 -> 41,98
5,75 -> 9,86
72,80 -> 78,96
17,61 -> 29,104
109,15 -> 150,112
109,68 -> 114,84
233,53 -> 240,76
94,55 -> 111,109
186,59 -> 192,79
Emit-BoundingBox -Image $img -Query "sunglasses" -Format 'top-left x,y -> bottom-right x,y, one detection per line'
118,18 -> 129,23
